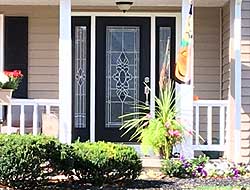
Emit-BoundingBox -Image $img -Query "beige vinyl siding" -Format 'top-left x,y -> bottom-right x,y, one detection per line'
194,7 -> 221,100
0,5 -> 59,99
222,2 -> 230,100
241,0 -> 250,154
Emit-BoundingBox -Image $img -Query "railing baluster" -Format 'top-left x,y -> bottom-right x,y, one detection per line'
7,104 -> 12,134
33,104 -> 39,135
46,105 -> 50,114
220,106 -> 225,145
20,105 -> 25,135
207,106 -> 212,145
195,105 -> 199,145
225,104 -> 230,159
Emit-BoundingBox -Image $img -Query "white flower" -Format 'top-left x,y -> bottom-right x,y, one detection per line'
204,162 -> 216,171
216,169 -> 225,176
0,72 -> 9,84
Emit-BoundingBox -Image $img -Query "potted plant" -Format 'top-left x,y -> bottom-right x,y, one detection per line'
120,65 -> 189,159
0,70 -> 23,103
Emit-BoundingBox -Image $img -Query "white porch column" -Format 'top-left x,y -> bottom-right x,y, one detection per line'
0,14 -> 4,120
228,0 -> 242,162
0,14 -> 3,71
176,0 -> 194,158
59,0 -> 72,144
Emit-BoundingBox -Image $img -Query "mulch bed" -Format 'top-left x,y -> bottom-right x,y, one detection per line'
2,174 -> 250,189
11,177 -> 250,190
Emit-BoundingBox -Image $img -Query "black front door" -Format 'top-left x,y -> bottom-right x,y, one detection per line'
72,17 -> 91,141
95,17 -> 150,142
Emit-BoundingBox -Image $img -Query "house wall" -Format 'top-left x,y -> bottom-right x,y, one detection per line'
0,5 -> 59,99
241,0 -> 250,162
222,2 -> 230,100
194,7 -> 221,100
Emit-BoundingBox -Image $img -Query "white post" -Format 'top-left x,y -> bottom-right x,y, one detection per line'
233,0 -> 242,162
0,14 -> 4,120
90,16 -> 96,142
0,14 -> 3,72
7,105 -> 12,134
150,16 -> 156,117
32,104 -> 38,135
20,105 -> 25,135
59,0 -> 72,144
176,0 -> 194,158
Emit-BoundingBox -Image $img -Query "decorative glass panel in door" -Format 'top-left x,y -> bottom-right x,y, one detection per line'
159,27 -> 171,80
74,26 -> 87,129
156,17 -> 176,94
72,17 -> 90,142
96,17 -> 150,142
105,26 -> 140,128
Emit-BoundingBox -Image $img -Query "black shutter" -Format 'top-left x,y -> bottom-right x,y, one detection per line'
4,16 -> 28,98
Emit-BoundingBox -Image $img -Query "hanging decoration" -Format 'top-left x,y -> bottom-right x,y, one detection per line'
174,1 -> 193,84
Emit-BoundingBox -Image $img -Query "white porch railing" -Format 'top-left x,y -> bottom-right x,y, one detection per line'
0,99 -> 59,135
1,98 -> 229,154
192,100 -> 229,152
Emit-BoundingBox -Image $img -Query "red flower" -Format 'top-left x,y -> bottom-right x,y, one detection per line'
13,70 -> 23,78
4,71 -> 13,77
1,70 -> 23,90
4,70 -> 23,78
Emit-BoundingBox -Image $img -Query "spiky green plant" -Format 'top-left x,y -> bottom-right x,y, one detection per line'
120,81 -> 187,159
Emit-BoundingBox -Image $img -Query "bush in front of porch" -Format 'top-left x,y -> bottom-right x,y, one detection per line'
0,134 -> 72,189
0,134 -> 142,189
72,141 -> 142,186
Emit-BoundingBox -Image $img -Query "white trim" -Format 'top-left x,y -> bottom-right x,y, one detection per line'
193,100 -> 229,106
176,14 -> 182,58
59,0 -> 72,144
72,12 -> 181,17
150,16 -> 156,117
0,14 -> 4,121
90,16 -> 96,142
192,145 -> 226,151
0,14 -> 3,72
233,0 -> 242,163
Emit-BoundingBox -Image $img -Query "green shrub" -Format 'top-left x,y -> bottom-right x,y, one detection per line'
0,135 -> 141,189
72,141 -> 142,186
0,134 -> 72,190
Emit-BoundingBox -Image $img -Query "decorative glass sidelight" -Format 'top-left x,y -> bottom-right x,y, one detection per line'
74,26 -> 87,128
105,26 -> 140,128
159,27 -> 171,79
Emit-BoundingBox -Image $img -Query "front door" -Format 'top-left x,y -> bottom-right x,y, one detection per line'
95,17 -> 150,142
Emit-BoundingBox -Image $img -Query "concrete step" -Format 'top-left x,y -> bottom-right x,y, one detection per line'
141,157 -> 162,170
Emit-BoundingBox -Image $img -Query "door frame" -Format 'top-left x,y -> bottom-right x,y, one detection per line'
71,12 -> 181,142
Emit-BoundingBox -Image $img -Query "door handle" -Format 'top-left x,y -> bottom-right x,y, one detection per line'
144,77 -> 150,106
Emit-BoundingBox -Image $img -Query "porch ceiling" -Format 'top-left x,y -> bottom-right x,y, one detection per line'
0,0 -> 229,7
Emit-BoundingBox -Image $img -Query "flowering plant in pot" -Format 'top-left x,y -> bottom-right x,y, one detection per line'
120,65 -> 188,159
0,70 -> 23,103
0,70 -> 23,90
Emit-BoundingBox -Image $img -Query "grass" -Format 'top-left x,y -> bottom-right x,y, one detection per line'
195,186 -> 248,190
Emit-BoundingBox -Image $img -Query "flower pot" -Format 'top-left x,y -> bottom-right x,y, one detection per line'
0,89 -> 13,104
